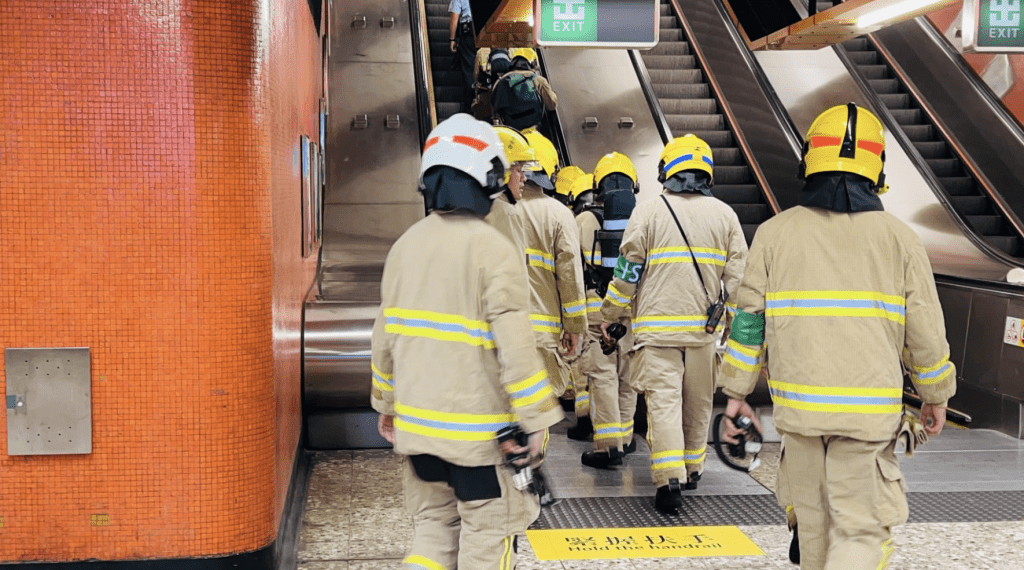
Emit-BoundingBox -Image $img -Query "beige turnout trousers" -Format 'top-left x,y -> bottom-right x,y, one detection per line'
630,342 -> 717,486
581,322 -> 637,453
538,347 -> 570,398
401,459 -> 540,570
777,432 -> 908,570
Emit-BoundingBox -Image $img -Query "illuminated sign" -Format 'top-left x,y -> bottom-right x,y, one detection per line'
963,0 -> 1024,52
534,0 -> 659,48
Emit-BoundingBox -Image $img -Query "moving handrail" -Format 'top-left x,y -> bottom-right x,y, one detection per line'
410,0 -> 437,145
629,49 -> 672,145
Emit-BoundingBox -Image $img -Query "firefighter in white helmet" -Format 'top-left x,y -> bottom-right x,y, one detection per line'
372,114 -> 564,570
599,135 -> 747,513
720,104 -> 955,570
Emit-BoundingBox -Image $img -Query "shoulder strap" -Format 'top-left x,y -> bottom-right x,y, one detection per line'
660,195 -> 714,304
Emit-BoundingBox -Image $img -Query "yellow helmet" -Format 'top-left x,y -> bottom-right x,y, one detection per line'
659,134 -> 714,182
555,165 -> 585,200
594,152 -> 638,194
800,103 -> 888,194
570,173 -> 595,202
521,127 -> 557,191
511,47 -> 538,67
493,125 -> 538,184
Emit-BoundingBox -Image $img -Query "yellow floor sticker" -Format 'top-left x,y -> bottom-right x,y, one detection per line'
526,526 -> 764,560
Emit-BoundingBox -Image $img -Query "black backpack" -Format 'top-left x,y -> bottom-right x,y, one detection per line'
492,72 -> 545,131
589,190 -> 636,296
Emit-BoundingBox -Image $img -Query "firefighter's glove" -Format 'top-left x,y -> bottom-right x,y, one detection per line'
897,414 -> 928,457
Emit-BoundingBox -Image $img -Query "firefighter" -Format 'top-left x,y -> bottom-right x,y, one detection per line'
575,153 -> 642,464
485,126 -> 533,253
720,104 -> 955,570
515,129 -> 588,405
554,165 -> 585,207
371,114 -> 564,570
599,135 -> 747,513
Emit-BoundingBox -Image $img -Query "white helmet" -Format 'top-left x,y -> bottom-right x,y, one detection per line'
419,114 -> 509,191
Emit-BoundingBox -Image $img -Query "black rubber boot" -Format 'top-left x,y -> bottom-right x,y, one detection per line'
789,524 -> 800,564
622,439 -> 637,455
559,397 -> 574,412
581,449 -> 622,469
654,478 -> 683,514
566,416 -> 593,441
684,472 -> 701,490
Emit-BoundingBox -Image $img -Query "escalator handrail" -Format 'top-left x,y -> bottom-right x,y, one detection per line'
409,0 -> 438,147
629,49 -> 673,145
832,42 -> 1023,271
869,26 -> 1024,246
669,0 -> 783,215
535,48 -> 573,168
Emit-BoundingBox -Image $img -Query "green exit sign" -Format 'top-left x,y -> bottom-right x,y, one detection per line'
534,0 -> 659,48
963,0 -> 1024,52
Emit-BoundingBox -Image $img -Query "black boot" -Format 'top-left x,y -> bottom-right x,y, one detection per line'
566,416 -> 593,441
581,449 -> 622,469
789,524 -> 800,564
684,472 -> 701,490
655,478 -> 683,514
622,439 -> 637,455
559,397 -> 574,412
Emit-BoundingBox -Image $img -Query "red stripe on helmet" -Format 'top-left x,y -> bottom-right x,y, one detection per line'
423,137 -> 440,152
857,140 -> 884,156
809,135 -> 842,149
423,135 -> 490,153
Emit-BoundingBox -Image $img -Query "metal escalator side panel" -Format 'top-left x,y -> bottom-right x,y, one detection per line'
755,46 -> 1014,282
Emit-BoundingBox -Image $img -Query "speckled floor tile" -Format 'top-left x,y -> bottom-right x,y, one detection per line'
560,558 -> 638,569
346,559 -> 402,570
297,562 -> 348,570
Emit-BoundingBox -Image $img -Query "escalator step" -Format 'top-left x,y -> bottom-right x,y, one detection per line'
846,50 -> 878,65
428,30 -> 450,43
925,158 -> 961,177
869,79 -> 900,93
425,4 -> 448,17
878,93 -> 910,109
969,215 -> 1006,236
949,195 -> 989,216
660,28 -> 683,42
431,55 -> 454,71
427,16 -> 449,28
941,176 -> 975,196
843,37 -> 869,51
900,124 -> 933,141
666,114 -> 724,131
889,108 -> 922,125
642,55 -> 697,69
913,141 -> 948,159
661,3 -> 671,16
658,98 -> 717,114
434,70 -> 463,86
647,42 -> 690,56
714,185 -> 761,204
857,65 -> 890,80
710,147 -> 741,165
732,204 -> 771,224
741,224 -> 760,245
983,235 -> 1022,257
649,69 -> 703,84
654,84 -> 709,98
687,130 -> 734,147
713,165 -> 752,184
434,86 -> 464,102
437,102 -> 462,122
660,16 -> 678,29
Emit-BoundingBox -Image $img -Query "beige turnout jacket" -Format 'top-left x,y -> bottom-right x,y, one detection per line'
516,187 -> 588,346
719,206 -> 957,442
600,192 -> 747,347
485,192 -> 526,254
370,212 -> 564,467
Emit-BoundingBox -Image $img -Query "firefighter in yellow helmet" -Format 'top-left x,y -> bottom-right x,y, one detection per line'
515,128 -> 587,405
485,125 -> 534,254
572,151 -> 645,457
555,165 -> 585,207
372,114 -> 564,570
720,104 -> 954,570
598,137 -> 747,512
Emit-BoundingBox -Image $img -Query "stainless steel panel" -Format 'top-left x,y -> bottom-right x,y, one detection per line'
6,348 -> 91,455
541,48 -> 665,204
306,409 -> 390,449
304,301 -> 377,409
936,283 -> 971,374
327,61 -> 422,206
332,0 -> 413,63
755,48 -> 1014,282
321,203 -> 424,275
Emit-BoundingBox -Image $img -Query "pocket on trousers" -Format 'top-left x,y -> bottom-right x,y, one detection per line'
627,346 -> 648,393
875,452 -> 909,527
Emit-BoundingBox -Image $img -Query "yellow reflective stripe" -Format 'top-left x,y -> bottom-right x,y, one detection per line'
562,298 -> 587,316
648,246 -> 727,267
766,290 -> 906,304
724,352 -> 760,372
912,355 -> 953,385
384,308 -> 495,349
394,403 -> 516,442
372,363 -> 393,380
765,290 -> 906,324
633,314 -> 708,333
606,283 -> 631,307
526,248 -> 555,272
652,449 -> 687,469
769,380 -> 902,398
531,313 -> 562,333
511,385 -> 553,408
403,555 -> 447,570
723,338 -> 764,372
726,339 -> 762,358
684,446 -> 706,464
372,363 -> 395,392
593,422 -> 621,441
769,380 -> 903,415
501,536 -> 512,570
876,538 -> 894,570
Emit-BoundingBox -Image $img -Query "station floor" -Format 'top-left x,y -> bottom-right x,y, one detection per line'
296,412 -> 1024,569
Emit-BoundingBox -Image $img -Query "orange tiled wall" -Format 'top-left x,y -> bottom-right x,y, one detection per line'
0,0 -> 321,562
928,3 -> 1024,125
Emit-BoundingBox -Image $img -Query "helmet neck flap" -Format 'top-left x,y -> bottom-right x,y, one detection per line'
664,171 -> 713,195
421,165 -> 496,217
800,172 -> 883,213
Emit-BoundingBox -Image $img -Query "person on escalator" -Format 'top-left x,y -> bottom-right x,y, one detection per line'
491,50 -> 558,131
448,0 -> 477,113
597,136 -> 747,514
718,104 -> 955,570
371,114 -> 563,570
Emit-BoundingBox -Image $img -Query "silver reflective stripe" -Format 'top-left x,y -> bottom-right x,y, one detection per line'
603,219 -> 629,230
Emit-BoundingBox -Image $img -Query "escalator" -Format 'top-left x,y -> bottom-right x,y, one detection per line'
840,35 -> 1024,260
424,0 -> 464,122
640,0 -> 773,244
